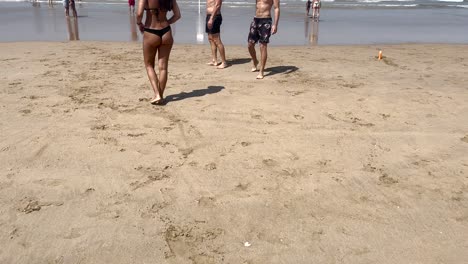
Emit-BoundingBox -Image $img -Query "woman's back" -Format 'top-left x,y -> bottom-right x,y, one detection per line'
145,0 -> 173,29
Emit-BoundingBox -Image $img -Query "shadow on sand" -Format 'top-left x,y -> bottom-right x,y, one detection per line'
165,86 -> 224,104
227,58 -> 251,65
264,65 -> 299,77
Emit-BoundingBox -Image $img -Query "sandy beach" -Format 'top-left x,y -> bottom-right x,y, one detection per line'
1,42 -> 468,263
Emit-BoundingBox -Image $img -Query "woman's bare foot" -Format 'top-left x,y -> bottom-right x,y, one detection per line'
150,96 -> 164,105
217,62 -> 228,69
206,61 -> 219,66
256,72 -> 264,79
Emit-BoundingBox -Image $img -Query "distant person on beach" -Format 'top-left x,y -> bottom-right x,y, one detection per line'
63,0 -> 77,17
129,0 -> 135,13
248,0 -> 280,79
306,0 -> 311,16
312,0 -> 321,19
136,0 -> 181,105
206,0 -> 228,69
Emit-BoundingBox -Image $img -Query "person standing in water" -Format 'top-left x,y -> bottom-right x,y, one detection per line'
128,0 -> 135,13
63,0 -> 77,17
312,0 -> 321,19
306,0 -> 311,16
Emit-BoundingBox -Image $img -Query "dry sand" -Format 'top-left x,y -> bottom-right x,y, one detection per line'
1,42 -> 467,263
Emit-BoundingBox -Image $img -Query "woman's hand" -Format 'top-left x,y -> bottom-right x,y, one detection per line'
137,22 -> 144,33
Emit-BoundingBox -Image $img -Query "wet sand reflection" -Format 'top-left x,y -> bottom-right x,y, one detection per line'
305,17 -> 320,45
129,13 -> 138,41
66,17 -> 79,41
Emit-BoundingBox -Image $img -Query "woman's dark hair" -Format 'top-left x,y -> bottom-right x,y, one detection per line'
158,0 -> 173,11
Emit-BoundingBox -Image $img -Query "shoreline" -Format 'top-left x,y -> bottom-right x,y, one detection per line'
1,3 -> 468,45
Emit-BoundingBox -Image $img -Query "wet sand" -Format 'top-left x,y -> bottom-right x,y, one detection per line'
0,42 -> 467,263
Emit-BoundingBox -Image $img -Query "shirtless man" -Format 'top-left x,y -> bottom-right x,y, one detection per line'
206,0 -> 227,69
248,0 -> 280,79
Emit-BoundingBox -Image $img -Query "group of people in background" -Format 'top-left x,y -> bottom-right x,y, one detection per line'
306,0 -> 321,19
137,0 -> 280,105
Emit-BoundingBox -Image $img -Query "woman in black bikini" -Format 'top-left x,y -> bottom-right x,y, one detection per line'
136,0 -> 181,105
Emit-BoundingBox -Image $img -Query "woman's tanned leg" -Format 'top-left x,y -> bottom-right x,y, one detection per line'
143,33 -> 162,102
157,31 -> 174,99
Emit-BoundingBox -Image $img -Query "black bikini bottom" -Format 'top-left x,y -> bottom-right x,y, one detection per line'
144,26 -> 171,37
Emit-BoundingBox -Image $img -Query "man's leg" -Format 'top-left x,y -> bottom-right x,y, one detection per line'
257,43 -> 267,79
248,42 -> 258,72
207,34 -> 218,65
213,34 -> 227,69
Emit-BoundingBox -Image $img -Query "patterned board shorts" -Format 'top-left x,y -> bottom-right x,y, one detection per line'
248,17 -> 272,44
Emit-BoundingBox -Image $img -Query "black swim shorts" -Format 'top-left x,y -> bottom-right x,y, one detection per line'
206,14 -> 222,34
247,17 -> 273,44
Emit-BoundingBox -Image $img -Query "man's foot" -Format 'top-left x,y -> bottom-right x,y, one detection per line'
251,59 -> 259,72
217,62 -> 228,69
206,61 -> 220,66
256,73 -> 264,79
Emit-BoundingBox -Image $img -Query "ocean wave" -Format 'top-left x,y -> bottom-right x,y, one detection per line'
437,0 -> 464,2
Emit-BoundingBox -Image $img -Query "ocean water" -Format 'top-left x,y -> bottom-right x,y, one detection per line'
0,0 -> 467,45
1,0 -> 468,8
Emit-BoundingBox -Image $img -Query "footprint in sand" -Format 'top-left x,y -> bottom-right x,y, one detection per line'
131,166 -> 171,190
90,124 -> 107,130
127,133 -> 146,138
251,114 -> 263,120
294,114 -> 304,120
379,113 -> 391,120
163,224 -> 224,259
240,141 -> 251,147
197,196 -> 216,207
461,135 -> 468,143
33,178 -> 64,187
9,227 -> 19,240
179,148 -> 193,159
362,163 -> 378,173
235,182 -> 250,191
204,162 -> 217,171
63,228 -> 83,239
378,173 -> 398,185
21,200 -> 41,213
263,158 -> 279,167
341,82 -> 363,89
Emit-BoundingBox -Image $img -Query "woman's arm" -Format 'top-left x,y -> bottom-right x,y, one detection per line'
168,0 -> 181,25
136,0 -> 146,32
